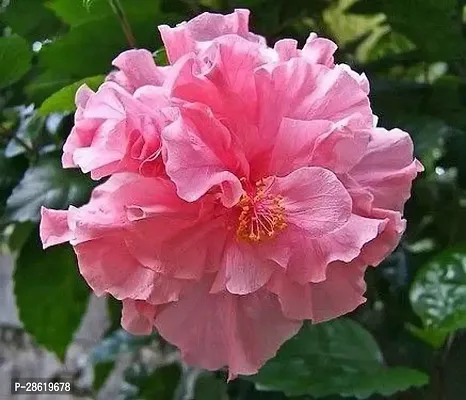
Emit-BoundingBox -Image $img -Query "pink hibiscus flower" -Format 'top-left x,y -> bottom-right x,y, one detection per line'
40,9 -> 422,378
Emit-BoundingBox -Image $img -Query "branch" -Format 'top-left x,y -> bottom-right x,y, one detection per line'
108,0 -> 136,48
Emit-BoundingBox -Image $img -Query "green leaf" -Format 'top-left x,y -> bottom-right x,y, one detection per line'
25,71 -> 74,106
39,17 -> 139,78
249,319 -> 429,398
134,364 -> 181,400
323,0 -> 384,48
38,3 -> 174,80
14,233 -> 90,360
93,361 -> 115,392
350,0 -> 464,60
3,157 -> 94,223
48,0 -> 114,27
395,116 -> 454,173
7,222 -> 35,253
195,374 -> 228,400
153,48 -> 168,66
1,0 -> 62,41
0,152 -> 28,215
410,247 -> 466,346
0,35 -> 33,89
406,323 -> 447,349
47,0 -> 162,27
39,75 -> 105,116
5,113 -> 46,158
106,296 -> 122,334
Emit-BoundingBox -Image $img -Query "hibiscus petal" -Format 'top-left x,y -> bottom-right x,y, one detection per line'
162,103 -> 245,207
268,118 -> 334,176
302,33 -> 337,66
268,118 -> 370,176
255,59 -> 372,140
349,128 -> 422,211
309,261 -> 367,323
40,208 -> 72,249
270,167 -> 352,237
74,236 -> 155,299
359,208 -> 406,266
110,49 -> 165,91
281,214 -> 386,283
63,82 -> 165,179
155,278 -> 301,377
158,9 -> 264,63
211,241 -> 275,295
269,260 -> 367,322
122,299 -> 157,335
273,39 -> 299,61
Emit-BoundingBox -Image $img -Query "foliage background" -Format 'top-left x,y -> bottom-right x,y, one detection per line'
1,0 -> 466,398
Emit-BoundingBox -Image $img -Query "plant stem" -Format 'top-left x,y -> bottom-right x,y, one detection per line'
430,333 -> 455,400
108,0 -> 136,48
0,125 -> 35,158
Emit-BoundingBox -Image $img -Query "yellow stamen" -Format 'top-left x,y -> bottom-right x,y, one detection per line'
236,180 -> 287,242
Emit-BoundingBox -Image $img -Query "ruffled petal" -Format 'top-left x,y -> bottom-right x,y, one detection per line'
40,208 -> 72,249
158,9 -> 264,63
309,261 -> 367,323
302,32 -> 337,66
270,167 -> 352,237
211,240 -> 275,295
359,208 -> 406,266
63,82 -> 167,179
268,117 -> 370,176
255,59 -> 373,141
349,128 -> 422,211
74,236 -> 156,299
109,49 -> 165,92
122,299 -> 157,335
162,103 -> 246,207
126,213 -> 227,279
269,260 -> 367,322
273,39 -> 299,61
155,278 -> 301,377
276,214 -> 385,283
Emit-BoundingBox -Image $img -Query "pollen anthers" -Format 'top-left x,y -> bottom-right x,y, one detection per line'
236,179 -> 287,242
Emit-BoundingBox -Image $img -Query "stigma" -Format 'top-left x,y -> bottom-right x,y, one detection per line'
236,180 -> 287,242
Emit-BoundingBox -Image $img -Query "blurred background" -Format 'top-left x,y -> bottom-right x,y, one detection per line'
0,0 -> 465,399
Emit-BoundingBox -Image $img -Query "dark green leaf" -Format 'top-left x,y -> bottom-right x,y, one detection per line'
153,48 -> 168,66
136,364 -> 181,400
38,2 -> 174,80
25,71 -> 74,106
444,333 -> 466,400
0,35 -> 33,89
3,157 -> 94,223
7,222 -> 34,252
396,116 -> 454,173
350,0 -> 464,60
39,17 -> 127,78
249,319 -> 428,398
39,75 -> 105,115
0,152 -> 28,214
14,233 -> 90,360
1,0 -> 62,41
410,247 -> 466,346
106,296 -> 122,334
47,0 -> 113,26
5,113 -> 45,158
195,373 -> 228,400
93,361 -> 115,392
47,0 -> 162,27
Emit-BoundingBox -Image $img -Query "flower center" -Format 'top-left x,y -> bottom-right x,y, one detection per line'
236,180 -> 287,242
